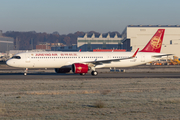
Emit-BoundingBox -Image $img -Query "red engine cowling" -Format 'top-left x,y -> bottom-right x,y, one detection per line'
72,63 -> 88,74
55,68 -> 71,73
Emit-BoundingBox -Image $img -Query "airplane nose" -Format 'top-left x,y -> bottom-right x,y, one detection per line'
6,60 -> 14,67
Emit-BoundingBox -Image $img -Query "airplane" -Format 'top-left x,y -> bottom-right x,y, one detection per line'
6,29 -> 171,76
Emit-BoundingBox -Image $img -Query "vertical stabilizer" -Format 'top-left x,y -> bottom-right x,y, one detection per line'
140,29 -> 165,53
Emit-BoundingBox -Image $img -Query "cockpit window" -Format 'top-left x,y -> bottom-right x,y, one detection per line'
12,56 -> 21,59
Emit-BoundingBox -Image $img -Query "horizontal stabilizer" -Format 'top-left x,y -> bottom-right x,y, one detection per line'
152,54 -> 173,58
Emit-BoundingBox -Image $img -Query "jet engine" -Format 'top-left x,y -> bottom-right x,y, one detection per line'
55,68 -> 71,73
72,63 -> 88,74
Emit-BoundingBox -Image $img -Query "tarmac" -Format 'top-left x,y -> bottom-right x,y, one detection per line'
0,64 -> 180,80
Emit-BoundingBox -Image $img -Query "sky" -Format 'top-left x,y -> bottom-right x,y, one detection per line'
0,0 -> 180,34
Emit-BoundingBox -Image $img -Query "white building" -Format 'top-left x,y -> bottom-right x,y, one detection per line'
77,33 -> 122,51
122,25 -> 180,58
0,30 -> 14,53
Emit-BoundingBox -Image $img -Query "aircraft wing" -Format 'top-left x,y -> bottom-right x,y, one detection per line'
85,48 -> 139,65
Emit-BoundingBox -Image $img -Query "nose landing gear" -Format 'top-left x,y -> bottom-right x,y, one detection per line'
24,68 -> 28,76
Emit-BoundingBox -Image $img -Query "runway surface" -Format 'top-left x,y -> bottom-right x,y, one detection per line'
0,72 -> 180,80
1,64 -> 180,80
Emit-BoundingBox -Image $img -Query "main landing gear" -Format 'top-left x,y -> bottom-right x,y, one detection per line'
80,73 -> 86,76
79,71 -> 98,76
90,66 -> 98,76
80,71 -> 98,76
91,71 -> 98,76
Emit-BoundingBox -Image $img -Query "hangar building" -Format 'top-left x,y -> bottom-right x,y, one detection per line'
0,30 -> 14,53
77,33 -> 122,51
122,25 -> 180,58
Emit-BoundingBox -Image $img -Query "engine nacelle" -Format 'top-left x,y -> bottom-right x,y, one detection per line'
72,63 -> 88,74
55,68 -> 71,73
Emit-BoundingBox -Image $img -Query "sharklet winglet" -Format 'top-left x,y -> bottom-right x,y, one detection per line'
132,48 -> 139,58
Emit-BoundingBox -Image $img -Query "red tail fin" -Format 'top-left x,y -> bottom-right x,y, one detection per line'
140,29 -> 165,53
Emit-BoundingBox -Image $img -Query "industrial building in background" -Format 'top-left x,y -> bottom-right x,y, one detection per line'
51,44 -> 77,51
36,42 -> 51,50
77,25 -> 180,58
121,25 -> 180,58
77,33 -> 122,51
0,30 -> 14,53
36,42 -> 78,51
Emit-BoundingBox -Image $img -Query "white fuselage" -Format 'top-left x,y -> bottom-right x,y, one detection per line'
6,51 -> 165,69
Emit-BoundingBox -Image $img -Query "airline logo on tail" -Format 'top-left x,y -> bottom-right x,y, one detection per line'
140,29 -> 165,53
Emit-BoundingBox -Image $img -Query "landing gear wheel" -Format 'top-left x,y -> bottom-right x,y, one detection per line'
24,68 -> 28,76
91,71 -> 98,76
80,73 -> 86,76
